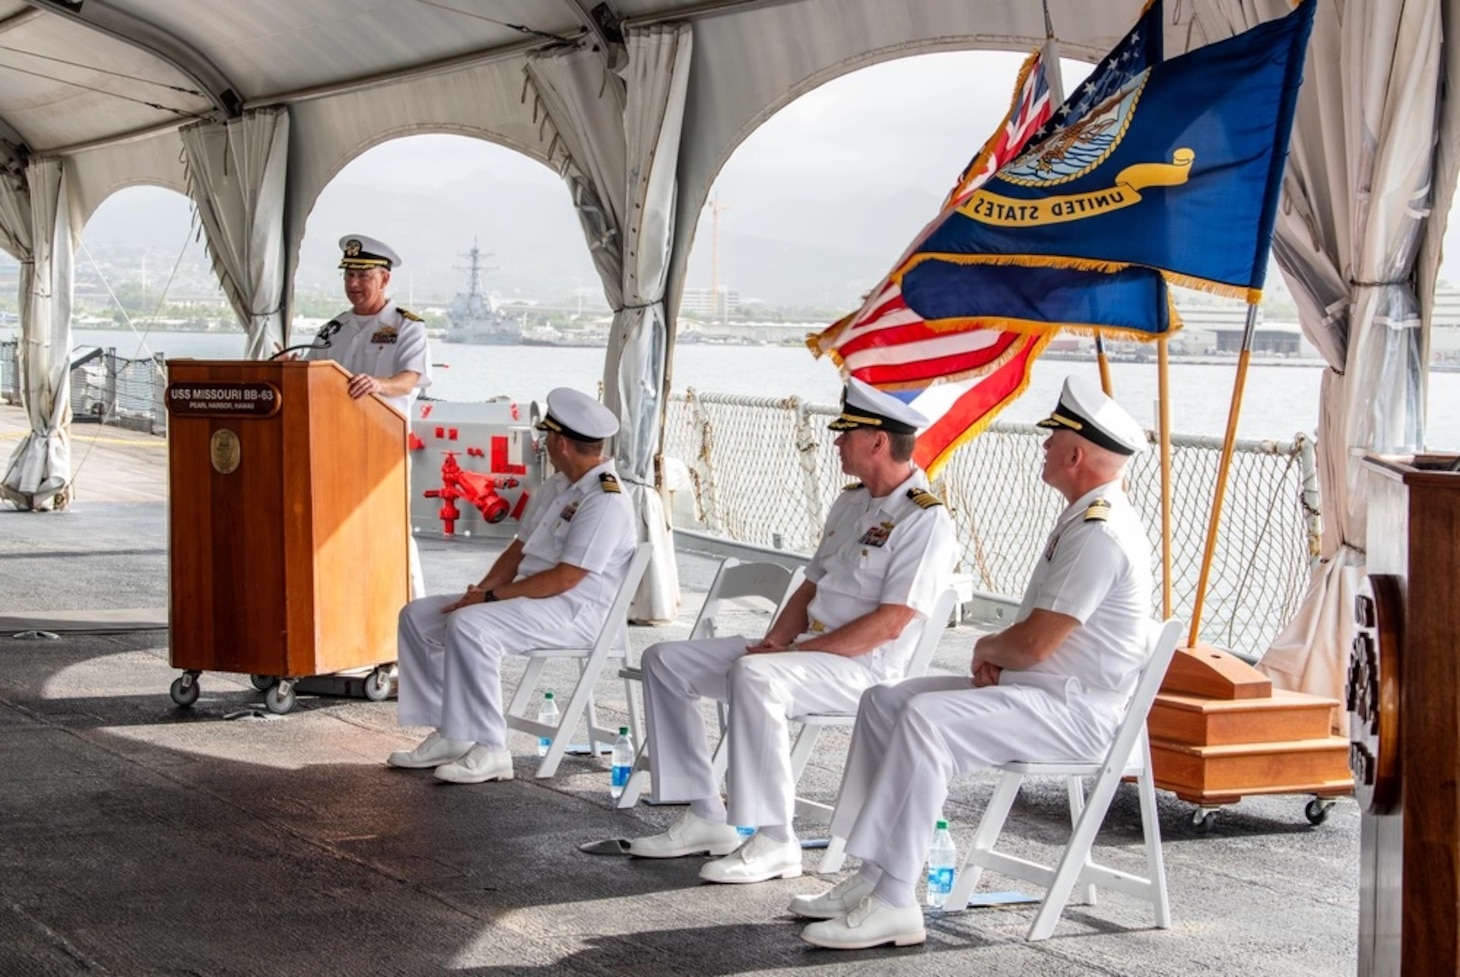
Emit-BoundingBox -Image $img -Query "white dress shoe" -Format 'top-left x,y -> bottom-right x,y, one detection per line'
387,732 -> 472,769
433,744 -> 515,784
801,895 -> 926,950
628,811 -> 744,859
699,832 -> 802,884
787,873 -> 876,919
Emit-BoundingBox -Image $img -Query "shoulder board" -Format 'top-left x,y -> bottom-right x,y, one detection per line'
397,307 -> 423,322
598,472 -> 621,494
842,482 -> 865,492
1083,499 -> 1111,522
907,487 -> 944,509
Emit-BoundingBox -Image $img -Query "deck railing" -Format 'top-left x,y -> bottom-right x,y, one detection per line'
664,389 -> 1319,659
0,346 -> 1318,658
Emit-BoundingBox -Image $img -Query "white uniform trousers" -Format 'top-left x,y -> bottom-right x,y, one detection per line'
396,593 -> 601,748
832,676 -> 1119,885
641,636 -> 880,829
407,536 -> 424,600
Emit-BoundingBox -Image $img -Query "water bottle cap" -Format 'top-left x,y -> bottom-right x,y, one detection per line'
618,726 -> 630,735
935,819 -> 949,829
544,691 -> 555,700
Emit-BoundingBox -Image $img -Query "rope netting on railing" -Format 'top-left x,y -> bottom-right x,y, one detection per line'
665,389 -> 1320,658
70,348 -> 168,433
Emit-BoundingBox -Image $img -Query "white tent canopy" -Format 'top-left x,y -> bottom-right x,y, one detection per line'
0,0 -> 1452,655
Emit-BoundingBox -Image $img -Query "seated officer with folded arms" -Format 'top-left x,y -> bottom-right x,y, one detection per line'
625,378 -> 956,884
791,375 -> 1153,950
388,388 -> 637,784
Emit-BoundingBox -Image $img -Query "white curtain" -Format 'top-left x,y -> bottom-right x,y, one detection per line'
525,26 -> 692,621
1195,1 -> 1446,706
2,157 -> 77,511
180,107 -> 290,360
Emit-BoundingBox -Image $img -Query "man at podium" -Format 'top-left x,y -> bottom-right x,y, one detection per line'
304,234 -> 431,418
387,388 -> 638,784
303,234 -> 433,595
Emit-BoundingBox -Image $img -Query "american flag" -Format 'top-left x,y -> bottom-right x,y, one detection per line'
809,39 -> 1062,476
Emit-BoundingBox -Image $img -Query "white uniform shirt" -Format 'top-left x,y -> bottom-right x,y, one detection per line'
305,300 -> 431,416
514,459 -> 637,609
1005,479 -> 1152,701
802,468 -> 957,680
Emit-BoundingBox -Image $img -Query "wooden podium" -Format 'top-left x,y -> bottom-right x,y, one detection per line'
164,360 -> 409,708
1353,453 -> 1460,977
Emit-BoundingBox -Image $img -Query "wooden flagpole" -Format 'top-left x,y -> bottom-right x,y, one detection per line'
1095,335 -> 1113,395
1157,335 -> 1173,618
1186,303 -> 1257,646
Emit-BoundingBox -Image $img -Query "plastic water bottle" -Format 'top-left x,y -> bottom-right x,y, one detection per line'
610,726 -> 634,799
926,819 -> 957,909
536,691 -> 558,757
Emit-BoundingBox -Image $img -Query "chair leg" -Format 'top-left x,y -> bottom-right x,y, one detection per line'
1065,774 -> 1097,907
1026,762 -> 1127,942
1136,747 -> 1171,928
616,737 -> 651,809
789,723 -> 821,782
535,654 -> 611,779
948,771 -> 1023,910
623,675 -> 644,747
820,836 -> 848,874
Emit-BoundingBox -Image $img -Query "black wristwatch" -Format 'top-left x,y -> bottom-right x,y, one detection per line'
482,590 -> 500,602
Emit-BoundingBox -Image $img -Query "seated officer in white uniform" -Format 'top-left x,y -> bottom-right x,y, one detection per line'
388,388 -> 637,784
793,375 -> 1153,950
303,234 -> 433,596
626,378 -> 957,885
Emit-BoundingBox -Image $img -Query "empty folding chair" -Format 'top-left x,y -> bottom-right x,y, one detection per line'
944,617 -> 1182,941
504,542 -> 653,779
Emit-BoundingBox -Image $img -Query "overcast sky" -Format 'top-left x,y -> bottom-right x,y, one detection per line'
84,48 -> 1460,299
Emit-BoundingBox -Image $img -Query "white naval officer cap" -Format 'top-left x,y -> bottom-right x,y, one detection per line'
536,387 -> 619,442
1036,375 -> 1147,455
338,234 -> 402,271
827,377 -> 928,435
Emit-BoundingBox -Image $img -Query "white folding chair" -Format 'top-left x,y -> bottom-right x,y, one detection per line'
615,557 -> 803,809
504,542 -> 653,779
788,586 -> 961,824
945,617 -> 1182,941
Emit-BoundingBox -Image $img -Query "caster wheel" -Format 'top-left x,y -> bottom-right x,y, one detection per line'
250,674 -> 278,692
170,673 -> 200,708
1192,809 -> 1218,832
363,667 -> 392,702
264,682 -> 296,715
1305,798 -> 1335,826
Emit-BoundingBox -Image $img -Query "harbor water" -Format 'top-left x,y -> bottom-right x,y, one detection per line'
34,326 -> 1460,447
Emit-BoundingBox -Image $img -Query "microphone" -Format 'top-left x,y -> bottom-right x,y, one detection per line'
270,319 -> 342,360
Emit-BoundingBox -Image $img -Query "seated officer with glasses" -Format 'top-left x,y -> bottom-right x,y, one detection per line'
622,378 -> 956,886
388,388 -> 637,785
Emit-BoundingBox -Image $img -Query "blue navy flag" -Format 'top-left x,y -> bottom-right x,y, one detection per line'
917,0 -> 1315,301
